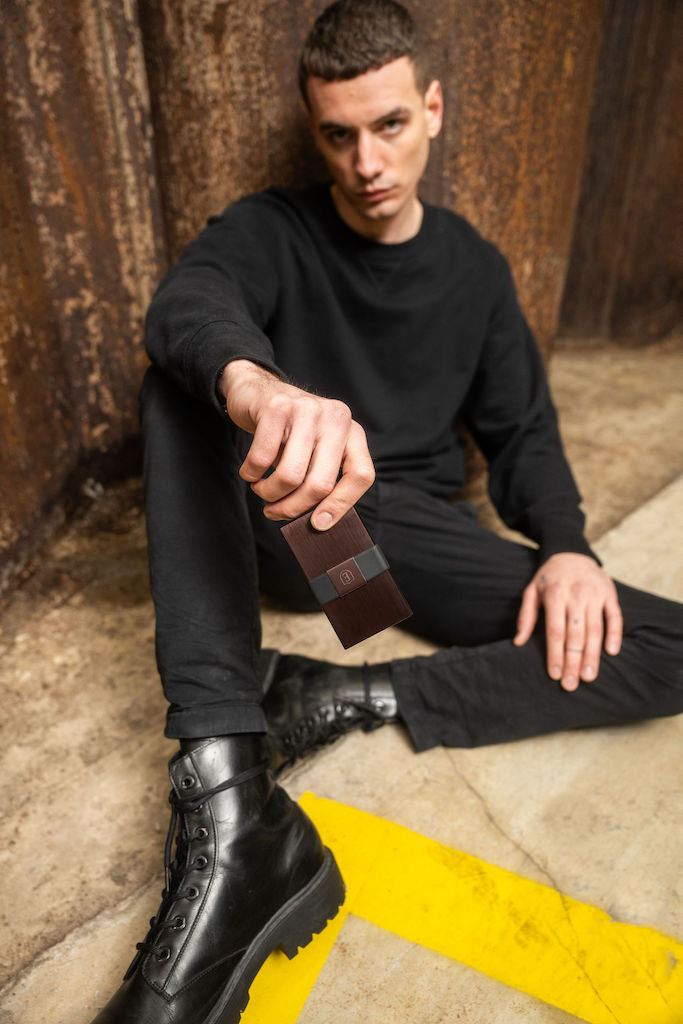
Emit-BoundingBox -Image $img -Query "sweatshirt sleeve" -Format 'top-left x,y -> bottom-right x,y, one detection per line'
144,196 -> 286,409
460,252 -> 599,565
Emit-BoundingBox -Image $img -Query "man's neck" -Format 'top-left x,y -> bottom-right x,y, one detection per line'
330,185 -> 424,244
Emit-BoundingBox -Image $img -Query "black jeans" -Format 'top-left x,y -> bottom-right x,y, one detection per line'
140,367 -> 683,748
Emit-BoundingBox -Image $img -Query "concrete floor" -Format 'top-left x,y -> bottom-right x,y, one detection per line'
1,339 -> 682,1023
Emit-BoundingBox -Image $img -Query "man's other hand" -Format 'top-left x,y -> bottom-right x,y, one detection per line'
513,552 -> 623,691
220,360 -> 375,529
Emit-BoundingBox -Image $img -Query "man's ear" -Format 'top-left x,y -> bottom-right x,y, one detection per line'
424,79 -> 443,139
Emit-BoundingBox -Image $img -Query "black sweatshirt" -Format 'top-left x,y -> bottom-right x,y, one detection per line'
145,183 -> 595,564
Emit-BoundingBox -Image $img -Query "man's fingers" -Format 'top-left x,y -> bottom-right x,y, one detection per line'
241,394 -> 355,519
560,605 -> 589,691
310,422 -> 375,529
289,403 -> 356,521
533,553 -> 625,692
578,601 -> 603,682
227,370 -> 375,527
604,591 -> 623,656
575,588 -> 621,682
309,462 -> 374,529
513,583 -> 540,646
250,415 -> 317,505
239,405 -> 290,484
258,416 -> 374,527
544,594 -> 570,685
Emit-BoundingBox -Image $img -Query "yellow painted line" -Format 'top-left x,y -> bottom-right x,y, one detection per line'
243,793 -> 683,1024
244,900 -> 349,1022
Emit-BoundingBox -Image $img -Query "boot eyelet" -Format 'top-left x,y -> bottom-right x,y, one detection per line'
373,699 -> 385,711
194,826 -> 209,840
156,946 -> 171,961
180,775 -> 196,789
172,915 -> 186,930
194,855 -> 208,869
185,886 -> 200,900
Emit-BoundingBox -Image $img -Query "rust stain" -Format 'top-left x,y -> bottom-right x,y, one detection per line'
46,117 -> 110,235
3,0 -> 679,600
561,0 -> 683,340
206,1 -> 230,55
1,0 -> 163,597
45,118 -> 90,228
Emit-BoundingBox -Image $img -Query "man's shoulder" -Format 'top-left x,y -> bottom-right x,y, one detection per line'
214,184 -> 328,229
422,202 -> 508,286
427,203 -> 501,258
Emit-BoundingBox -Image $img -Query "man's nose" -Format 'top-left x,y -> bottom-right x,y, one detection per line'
354,130 -> 382,181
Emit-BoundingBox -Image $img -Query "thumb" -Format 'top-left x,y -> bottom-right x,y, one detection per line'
310,509 -> 335,531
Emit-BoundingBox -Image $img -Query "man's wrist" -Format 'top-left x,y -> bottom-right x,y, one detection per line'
218,358 -> 277,405
220,359 -> 256,396
537,530 -> 601,567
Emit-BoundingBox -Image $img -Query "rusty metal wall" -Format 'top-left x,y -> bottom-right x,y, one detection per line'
424,0 -> 605,354
0,0 -> 166,592
7,0 -> 663,597
560,0 -> 683,342
139,0 -> 604,354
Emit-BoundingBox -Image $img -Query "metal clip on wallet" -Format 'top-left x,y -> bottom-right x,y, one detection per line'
280,508 -> 412,648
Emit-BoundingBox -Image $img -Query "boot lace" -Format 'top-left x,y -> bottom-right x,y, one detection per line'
276,698 -> 386,773
123,757 -> 268,980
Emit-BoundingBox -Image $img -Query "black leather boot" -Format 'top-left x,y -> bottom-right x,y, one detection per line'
91,734 -> 345,1024
262,652 -> 398,773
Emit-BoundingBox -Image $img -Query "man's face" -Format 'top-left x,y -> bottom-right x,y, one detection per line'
306,56 -> 443,242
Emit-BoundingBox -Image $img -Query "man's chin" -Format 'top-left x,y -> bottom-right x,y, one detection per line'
330,184 -> 417,239
354,195 -> 400,221
334,184 -> 396,218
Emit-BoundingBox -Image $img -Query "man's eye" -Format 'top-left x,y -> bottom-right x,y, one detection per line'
326,129 -> 349,144
382,119 -> 404,134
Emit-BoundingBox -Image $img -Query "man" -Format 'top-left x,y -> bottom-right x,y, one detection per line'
91,1 -> 683,1021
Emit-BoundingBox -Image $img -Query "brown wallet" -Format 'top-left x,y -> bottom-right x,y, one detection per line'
280,508 -> 412,648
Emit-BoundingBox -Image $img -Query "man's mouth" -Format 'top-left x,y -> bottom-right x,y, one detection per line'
356,186 -> 394,202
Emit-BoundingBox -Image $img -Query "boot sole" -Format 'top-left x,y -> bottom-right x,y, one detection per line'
206,847 -> 346,1024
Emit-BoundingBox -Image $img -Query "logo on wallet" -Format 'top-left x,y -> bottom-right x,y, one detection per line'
340,569 -> 355,586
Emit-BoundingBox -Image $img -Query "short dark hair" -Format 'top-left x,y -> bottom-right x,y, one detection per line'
299,0 -> 429,106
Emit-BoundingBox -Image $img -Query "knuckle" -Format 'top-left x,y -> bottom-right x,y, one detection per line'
547,626 -> 565,643
298,392 -> 319,412
247,452 -> 272,473
347,466 -> 375,491
327,399 -> 352,424
307,478 -> 335,502
356,464 -> 376,488
276,467 -> 304,489
267,392 -> 292,415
